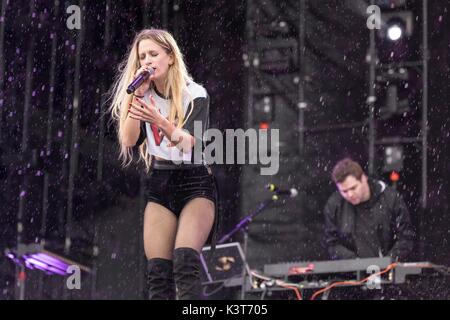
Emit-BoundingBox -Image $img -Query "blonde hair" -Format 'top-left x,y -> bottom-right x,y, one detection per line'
109,29 -> 194,171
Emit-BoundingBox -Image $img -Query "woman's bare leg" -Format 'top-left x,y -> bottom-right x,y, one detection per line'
143,202 -> 178,259
174,197 -> 215,251
144,202 -> 178,300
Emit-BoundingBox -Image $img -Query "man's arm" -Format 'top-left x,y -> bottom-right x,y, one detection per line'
323,199 -> 357,260
388,193 -> 416,261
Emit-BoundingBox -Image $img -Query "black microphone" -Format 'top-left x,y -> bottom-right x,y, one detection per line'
266,183 -> 298,198
126,66 -> 155,94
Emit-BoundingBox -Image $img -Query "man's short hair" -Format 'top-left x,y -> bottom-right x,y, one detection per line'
332,158 -> 365,184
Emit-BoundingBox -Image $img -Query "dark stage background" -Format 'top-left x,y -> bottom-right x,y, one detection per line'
0,0 -> 449,299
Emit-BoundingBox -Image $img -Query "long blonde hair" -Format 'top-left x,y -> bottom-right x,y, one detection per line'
109,29 -> 194,171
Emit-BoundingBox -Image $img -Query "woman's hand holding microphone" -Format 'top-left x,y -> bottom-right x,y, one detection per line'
128,65 -> 165,127
132,65 -> 154,97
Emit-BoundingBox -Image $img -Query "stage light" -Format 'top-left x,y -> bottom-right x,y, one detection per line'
383,145 -> 404,172
390,171 -> 400,183
253,96 -> 275,126
5,243 -> 91,276
377,67 -> 411,120
386,84 -> 399,113
387,23 -> 403,41
377,11 -> 413,42
379,83 -> 410,119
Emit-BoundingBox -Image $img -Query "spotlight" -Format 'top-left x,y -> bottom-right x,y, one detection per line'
380,84 -> 410,119
387,22 -> 403,41
253,95 -> 275,127
383,145 -> 404,172
386,84 -> 400,113
378,11 -> 413,43
390,171 -> 400,183
5,243 -> 91,276
378,11 -> 413,41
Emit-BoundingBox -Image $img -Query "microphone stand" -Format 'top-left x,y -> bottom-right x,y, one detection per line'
218,195 -> 281,300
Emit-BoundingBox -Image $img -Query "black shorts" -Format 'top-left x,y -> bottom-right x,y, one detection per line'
145,161 -> 217,218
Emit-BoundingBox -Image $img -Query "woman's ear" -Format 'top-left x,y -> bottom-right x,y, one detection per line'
169,53 -> 174,66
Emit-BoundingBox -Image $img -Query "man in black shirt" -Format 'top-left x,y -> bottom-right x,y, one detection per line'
323,158 -> 415,261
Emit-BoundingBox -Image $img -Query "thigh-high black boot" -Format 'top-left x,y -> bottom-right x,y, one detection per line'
173,247 -> 203,300
147,258 -> 176,300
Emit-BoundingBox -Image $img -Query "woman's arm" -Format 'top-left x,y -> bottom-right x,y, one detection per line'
121,96 -> 143,147
128,96 -> 194,152
159,118 -> 195,150
121,66 -> 154,147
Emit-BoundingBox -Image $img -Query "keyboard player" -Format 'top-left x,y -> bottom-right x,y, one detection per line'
323,158 -> 415,261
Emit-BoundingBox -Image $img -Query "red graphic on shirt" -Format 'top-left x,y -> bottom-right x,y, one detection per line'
150,123 -> 162,146
149,108 -> 180,148
150,110 -> 173,147
149,108 -> 166,146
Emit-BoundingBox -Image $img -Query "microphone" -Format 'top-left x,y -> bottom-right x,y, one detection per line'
127,66 -> 155,94
266,183 -> 298,198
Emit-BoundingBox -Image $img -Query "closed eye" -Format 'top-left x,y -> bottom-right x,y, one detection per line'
343,186 -> 357,193
139,52 -> 158,60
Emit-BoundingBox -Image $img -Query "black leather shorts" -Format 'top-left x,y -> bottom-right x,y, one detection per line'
145,160 -> 217,218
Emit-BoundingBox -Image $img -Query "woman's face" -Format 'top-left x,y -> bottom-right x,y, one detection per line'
138,39 -> 174,82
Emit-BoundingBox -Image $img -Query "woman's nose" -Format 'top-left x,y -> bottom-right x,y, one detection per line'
143,57 -> 152,66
